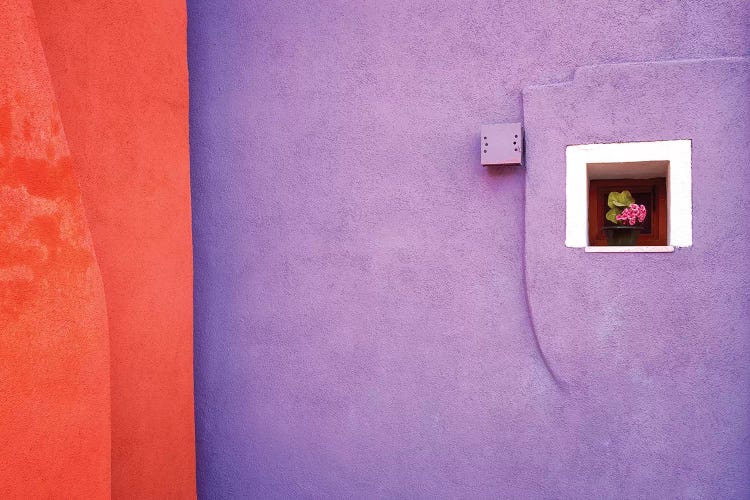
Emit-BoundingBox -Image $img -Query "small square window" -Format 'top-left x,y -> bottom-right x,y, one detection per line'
565,140 -> 692,249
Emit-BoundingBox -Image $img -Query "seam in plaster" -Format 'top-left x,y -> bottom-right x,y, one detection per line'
570,55 -> 750,80
521,212 -> 568,392
30,0 -> 115,480
522,55 -> 750,95
518,126 -> 568,392
515,58 -> 731,389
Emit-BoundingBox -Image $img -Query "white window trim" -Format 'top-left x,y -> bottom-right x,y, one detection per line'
565,140 -> 692,248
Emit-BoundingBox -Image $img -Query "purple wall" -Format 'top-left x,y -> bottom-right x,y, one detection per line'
187,1 -> 750,497
523,58 -> 750,497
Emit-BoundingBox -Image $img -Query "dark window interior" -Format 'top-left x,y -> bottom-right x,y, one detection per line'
588,178 -> 667,246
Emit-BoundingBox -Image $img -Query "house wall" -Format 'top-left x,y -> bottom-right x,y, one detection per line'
0,0 -> 111,497
523,57 -> 750,498
188,1 -> 750,497
32,1 -> 196,497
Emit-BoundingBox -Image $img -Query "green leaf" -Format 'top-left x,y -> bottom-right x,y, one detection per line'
620,190 -> 635,205
605,208 -> 621,223
609,192 -> 626,207
607,192 -> 620,209
607,190 -> 635,208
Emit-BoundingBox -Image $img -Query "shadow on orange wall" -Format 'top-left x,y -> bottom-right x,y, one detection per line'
31,0 -> 196,497
0,0 -> 111,497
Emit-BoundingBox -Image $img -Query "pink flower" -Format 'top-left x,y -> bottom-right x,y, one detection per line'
637,205 -> 647,223
616,204 -> 647,226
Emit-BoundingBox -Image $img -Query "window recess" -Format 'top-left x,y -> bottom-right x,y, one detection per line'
565,140 -> 692,250
588,176 -> 667,246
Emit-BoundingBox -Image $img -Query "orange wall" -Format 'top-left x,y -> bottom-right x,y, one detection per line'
32,1 -> 196,497
0,0 -> 111,497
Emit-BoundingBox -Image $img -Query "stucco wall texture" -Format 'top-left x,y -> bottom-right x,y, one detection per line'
31,1 -> 197,497
523,57 -> 750,498
189,1 -> 750,498
0,1 -> 195,497
0,0 -> 111,497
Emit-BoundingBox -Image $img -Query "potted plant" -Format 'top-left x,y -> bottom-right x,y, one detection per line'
602,190 -> 647,246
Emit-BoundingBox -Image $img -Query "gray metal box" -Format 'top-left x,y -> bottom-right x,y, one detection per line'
481,123 -> 523,166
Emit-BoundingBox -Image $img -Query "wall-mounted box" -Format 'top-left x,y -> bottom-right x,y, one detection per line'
481,123 -> 523,166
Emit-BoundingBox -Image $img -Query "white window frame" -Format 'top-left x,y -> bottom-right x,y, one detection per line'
565,140 -> 692,248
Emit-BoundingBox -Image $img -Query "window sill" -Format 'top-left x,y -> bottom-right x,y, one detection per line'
584,246 -> 674,253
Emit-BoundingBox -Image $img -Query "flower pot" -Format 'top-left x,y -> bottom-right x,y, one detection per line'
602,226 -> 642,246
